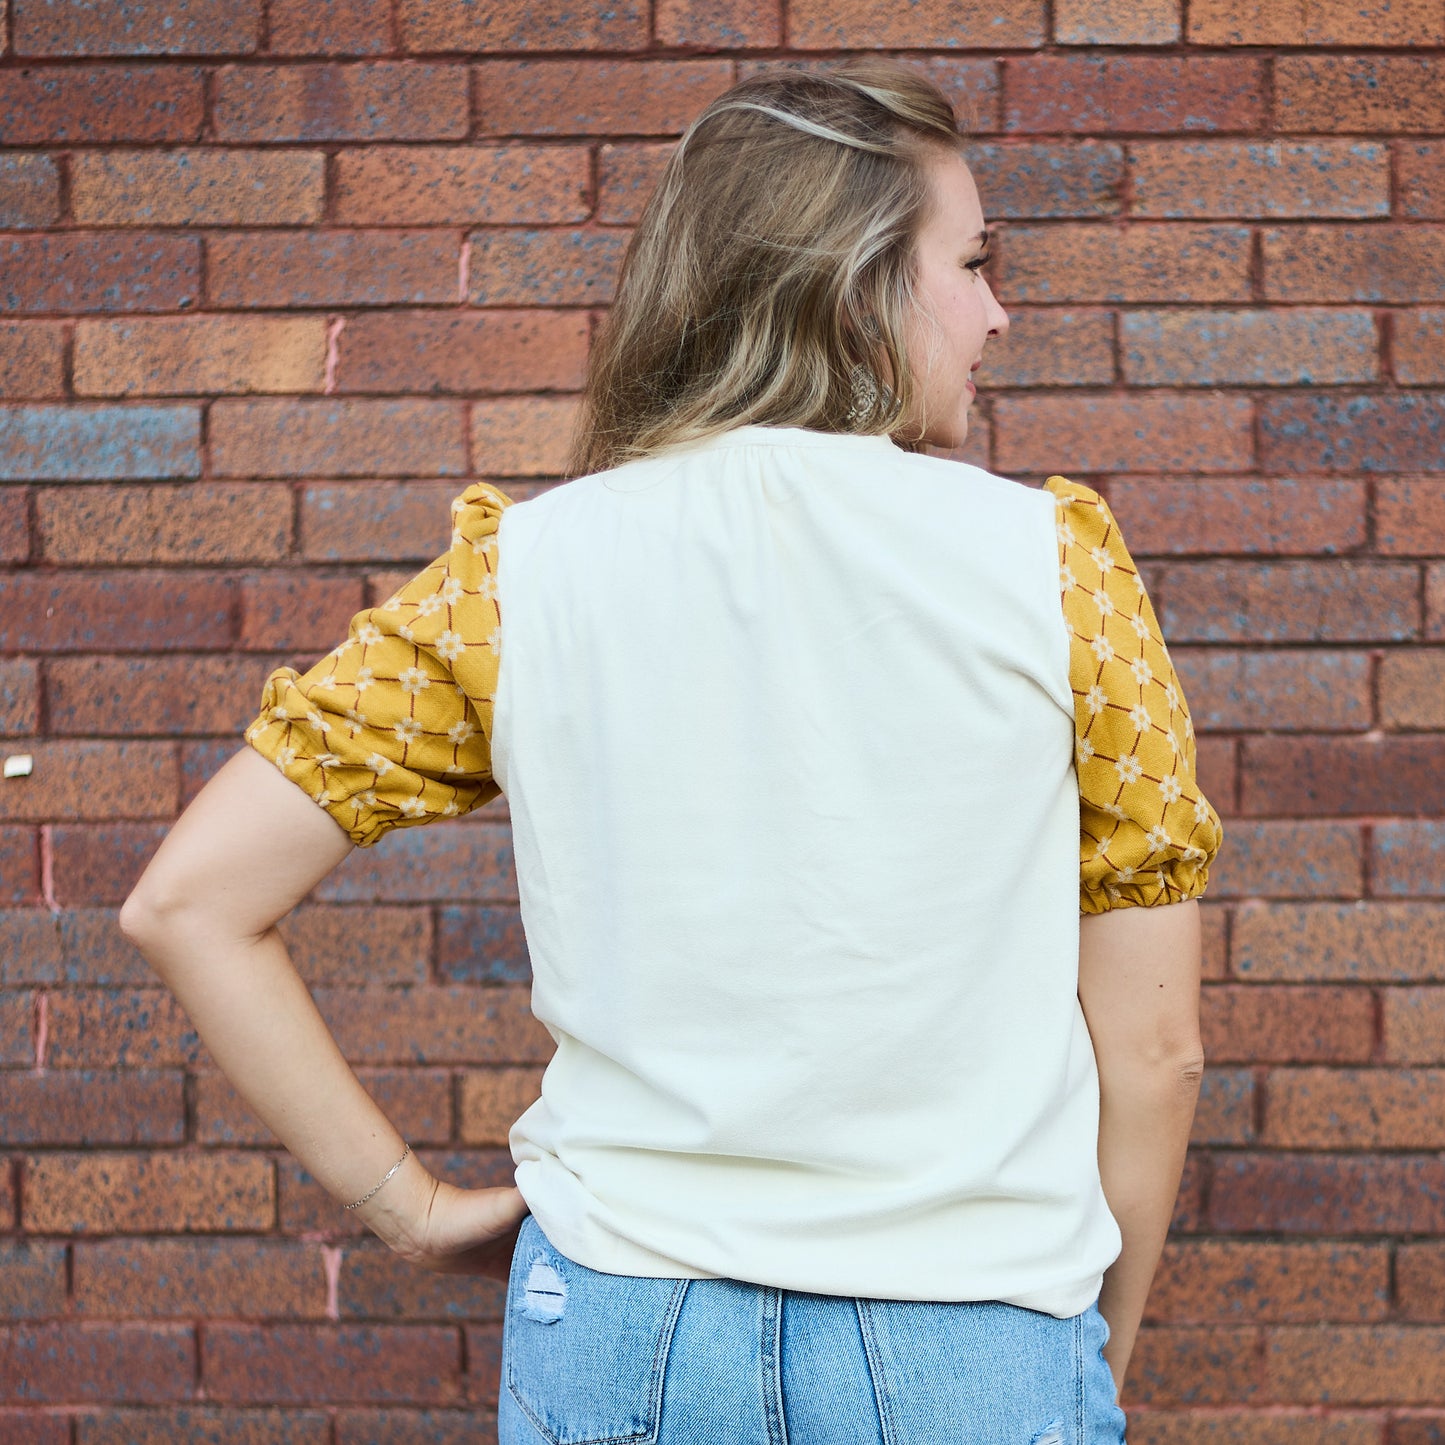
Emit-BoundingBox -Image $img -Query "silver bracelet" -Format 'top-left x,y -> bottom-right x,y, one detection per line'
343,1143 -> 410,1211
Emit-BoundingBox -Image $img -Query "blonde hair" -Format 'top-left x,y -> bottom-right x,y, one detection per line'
567,60 -> 969,478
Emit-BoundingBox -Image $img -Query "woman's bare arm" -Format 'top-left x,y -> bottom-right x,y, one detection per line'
119,744 -> 528,1272
1077,899 -> 1205,1394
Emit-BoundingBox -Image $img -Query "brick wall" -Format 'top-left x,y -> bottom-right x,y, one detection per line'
0,0 -> 1442,1439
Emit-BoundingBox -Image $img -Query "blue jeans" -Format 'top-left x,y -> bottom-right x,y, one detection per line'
499,1213 -> 1128,1444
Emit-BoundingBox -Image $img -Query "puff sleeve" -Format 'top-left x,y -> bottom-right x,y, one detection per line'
242,481 -> 511,848
1042,476 -> 1223,914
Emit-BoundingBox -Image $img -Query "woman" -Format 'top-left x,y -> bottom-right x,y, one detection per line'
122,60 -> 1220,1444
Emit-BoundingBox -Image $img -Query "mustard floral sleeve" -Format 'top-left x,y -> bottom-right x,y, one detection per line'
1042,477 -> 1223,914
243,482 -> 511,848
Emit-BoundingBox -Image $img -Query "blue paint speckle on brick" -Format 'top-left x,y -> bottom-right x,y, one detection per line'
0,404 -> 200,480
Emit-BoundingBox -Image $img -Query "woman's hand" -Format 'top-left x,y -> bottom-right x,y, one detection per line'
361,1159 -> 532,1283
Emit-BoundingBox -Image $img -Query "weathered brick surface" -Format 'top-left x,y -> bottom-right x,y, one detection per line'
396,0 -> 648,52
1233,903 -> 1445,981
0,990 -> 36,1066
0,155 -> 61,228
214,63 -> 468,142
468,229 -> 629,306
1381,987 -> 1445,1064
12,0 -> 261,56
1374,823 -> 1445,899
1211,1153 -> 1445,1234
299,481 -> 457,562
789,0 -> 1045,47
976,309 -> 1115,386
469,396 -> 581,476
268,0 -> 392,55
337,1243 -> 505,1321
0,484 -> 29,561
656,0 -> 781,47
0,1323 -> 194,1403
962,142 -> 1123,219
1261,393 -> 1445,473
0,1241 -> 67,1321
0,659 -> 40,735
1173,649 -> 1370,732
1054,0 -> 1180,45
1264,227 -> 1445,303
1191,0 -> 1445,45
1204,983 -> 1375,1063
458,1066 -> 544,1146
0,1069 -> 184,1145
0,64 -> 205,142
1204,823 -> 1363,901
435,905 -> 530,984
49,823 -> 168,907
1242,737 -> 1445,816
76,1407 -> 331,1445
1401,143 -> 1445,218
1275,56 -> 1445,132
236,572 -> 364,651
1268,1328 -> 1445,1406
1395,310 -> 1445,384
0,404 -> 200,481
22,1152 -> 273,1233
1131,1416 -> 1383,1445
0,233 -> 200,313
0,324 -> 66,400
1263,1068 -> 1445,1148
0,830 -> 40,906
310,986 -> 550,1065
0,740 -> 178,823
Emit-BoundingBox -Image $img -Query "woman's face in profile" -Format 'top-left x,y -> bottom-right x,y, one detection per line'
900,150 -> 1010,452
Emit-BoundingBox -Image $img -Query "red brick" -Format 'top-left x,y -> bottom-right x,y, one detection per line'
236,571 -> 362,652
311,985 -> 550,1065
0,1069 -> 184,1144
1191,0 -> 1445,44
995,394 -> 1252,475
334,146 -> 590,225
335,311 -> 588,395
458,1066 -> 543,1145
215,63 -> 468,142
198,1067 -> 451,1146
0,324 -> 66,400
467,228 -> 629,306
1108,479 -> 1366,557
1382,987 -> 1445,1064
1374,823 -> 1445,900
1195,737 -> 1237,821
436,905 -> 529,984
0,991 -> 34,1066
1124,1326 -> 1263,1406
1380,653 -> 1445,729
23,1152 -> 273,1233
476,60 -> 732,137
0,830 -> 40,906
1202,982 -> 1369,1063
1233,902 -> 1445,982
280,905 -> 433,985
0,486 -> 28,563
0,905 -> 78,988
462,1322 -> 501,1403
180,739 -> 243,808
300,481 -> 458,562
268,0 -> 391,54
0,403 -> 201,482
1054,0 -> 1179,44
1174,649 -> 1369,733
45,908 -> 154,987
1205,823 -> 1364,902
281,1149 -> 509,1237
0,1411 -> 72,1445
1399,1243 -> 1445,1322
1276,57 -> 1445,134
1211,1152 -> 1445,1234
965,141 -> 1124,219
37,484 -> 292,565
74,1239 -> 328,1319
0,659 -> 39,736
0,64 -> 204,142
1157,562 -> 1417,643
0,155 -> 60,228
656,0 -> 780,47
213,399 -> 467,480
204,1324 -> 461,1405
0,1324 -> 193,1404
1191,1067 -> 1255,1145
50,823 -> 168,907
48,654 -> 284,737
13,0 -> 260,55
0,233 -> 200,314
1197,902 -> 1229,982
1035,1415 -> 1383,1445
1121,308 -> 1378,385
788,0 -> 1045,47
992,224 -> 1251,303
75,316 -> 327,397
1395,310 -> 1445,385
73,149 -> 324,226
337,1243 -> 505,1321
0,1167 -> 14,1230
1266,1067 -> 1445,1147
1432,564 -> 1445,642
597,143 -> 672,225
43,989 -> 204,1068
0,1240 -> 67,1320
1265,227 -> 1445,304
1244,736 -> 1445,817
0,740 -> 178,823
319,820 -> 516,904
77,1407 -> 331,1445
206,231 -> 461,309
397,0 -> 647,51
470,397 -> 580,476
1264,393 -> 1445,473
1400,143 -> 1445,219
1268,1327 -> 1445,1406
1146,1241 -> 1389,1324
1391,1418 -> 1445,1445
975,309 -> 1114,387
1004,56 -> 1266,134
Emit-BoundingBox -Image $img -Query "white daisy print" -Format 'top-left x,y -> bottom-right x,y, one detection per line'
447,718 -> 475,744
1159,775 -> 1183,804
353,666 -> 374,693
1092,589 -> 1114,618
399,796 -> 428,818
1128,702 -> 1152,730
437,630 -> 464,662
366,753 -> 393,776
393,717 -> 423,745
416,593 -> 445,617
439,577 -> 463,605
1090,545 -> 1114,574
1144,824 -> 1172,854
477,573 -> 498,602
1129,657 -> 1153,686
1090,635 -> 1115,664
1085,684 -> 1107,716
356,623 -> 383,647
398,667 -> 430,695
1194,796 -> 1212,824
1076,737 -> 1095,765
1114,753 -> 1143,785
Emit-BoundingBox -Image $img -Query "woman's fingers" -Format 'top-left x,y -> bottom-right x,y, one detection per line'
411,1183 -> 531,1278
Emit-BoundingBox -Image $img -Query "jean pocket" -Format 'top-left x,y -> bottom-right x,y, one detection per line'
504,1217 -> 690,1445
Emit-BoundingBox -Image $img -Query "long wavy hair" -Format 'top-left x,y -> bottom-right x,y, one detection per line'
566,60 -> 969,478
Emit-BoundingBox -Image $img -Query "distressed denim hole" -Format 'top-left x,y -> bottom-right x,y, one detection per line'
1030,1423 -> 1064,1445
519,1254 -> 568,1324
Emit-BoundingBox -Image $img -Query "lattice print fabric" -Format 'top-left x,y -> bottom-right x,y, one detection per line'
244,481 -> 513,847
1042,477 -> 1222,913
